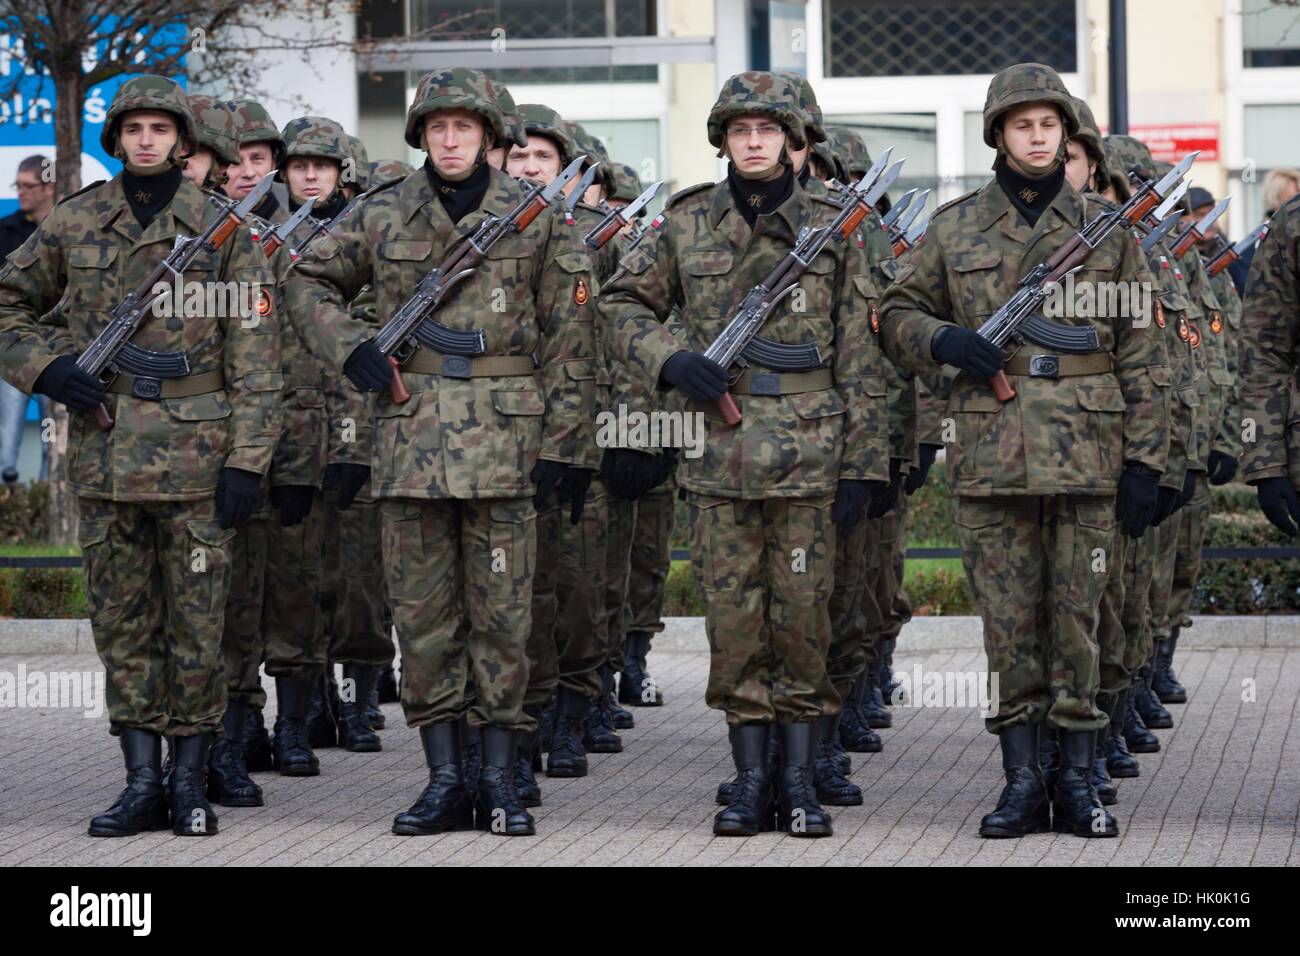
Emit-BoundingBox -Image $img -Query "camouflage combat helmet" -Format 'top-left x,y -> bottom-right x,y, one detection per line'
343,134 -> 371,190
611,162 -> 645,204
982,63 -> 1079,149
1069,96 -> 1109,188
369,159 -> 415,187
404,68 -> 508,150
492,82 -> 529,150
280,116 -> 351,165
225,99 -> 285,167
826,125 -> 872,180
101,75 -> 197,162
779,72 -> 828,145
566,120 -> 616,194
707,71 -> 808,157
186,94 -> 240,167
1105,134 -> 1158,184
518,103 -> 579,166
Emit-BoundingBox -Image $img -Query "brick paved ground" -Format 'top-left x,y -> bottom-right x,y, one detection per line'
1,645 -> 1296,866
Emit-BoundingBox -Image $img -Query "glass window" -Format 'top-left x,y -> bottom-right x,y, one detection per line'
357,71 -> 412,165
1242,0 -> 1300,68
823,0 -> 1076,78
963,109 -> 995,189
1236,103 -> 1300,228
829,112 -> 937,210
571,117 -> 665,212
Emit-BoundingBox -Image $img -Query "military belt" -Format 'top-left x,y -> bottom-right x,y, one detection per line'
402,351 -> 538,379
1003,352 -> 1112,379
730,367 -> 835,395
106,369 -> 225,401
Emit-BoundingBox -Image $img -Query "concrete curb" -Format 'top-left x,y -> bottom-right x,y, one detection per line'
2,614 -> 1297,656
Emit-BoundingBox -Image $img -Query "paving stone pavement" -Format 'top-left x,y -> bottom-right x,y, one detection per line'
1,646 -> 1296,866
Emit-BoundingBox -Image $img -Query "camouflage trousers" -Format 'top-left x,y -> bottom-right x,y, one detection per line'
602,481 -> 676,673
687,492 -> 837,724
826,507 -> 882,699
222,492 -> 327,709
524,480 -> 609,709
1154,474 -> 1210,646
320,483 -> 394,666
955,496 -> 1112,734
1098,519 -> 1159,696
78,496 -> 234,736
382,497 -> 536,731
876,492 -> 913,650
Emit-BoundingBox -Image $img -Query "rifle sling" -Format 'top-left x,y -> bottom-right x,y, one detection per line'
106,369 -> 225,400
401,350 -> 538,379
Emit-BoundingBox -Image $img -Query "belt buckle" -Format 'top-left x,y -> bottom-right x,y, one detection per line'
750,372 -> 779,396
441,356 -> 471,379
131,376 -> 163,400
1028,355 -> 1059,379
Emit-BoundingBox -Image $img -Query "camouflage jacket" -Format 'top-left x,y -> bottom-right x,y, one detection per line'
1175,246 -> 1222,476
281,166 -> 589,499
1205,260 -> 1242,459
1143,239 -> 1203,489
0,175 -> 282,502
879,179 -> 1169,498
1239,196 -> 1300,484
596,176 -> 892,499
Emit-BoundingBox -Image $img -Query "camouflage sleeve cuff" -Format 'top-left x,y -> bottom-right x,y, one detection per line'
224,444 -> 274,476
7,350 -> 61,397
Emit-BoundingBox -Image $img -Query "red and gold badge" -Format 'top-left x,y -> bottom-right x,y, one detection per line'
870,303 -> 880,335
1210,311 -> 1223,335
574,278 -> 589,306
1177,316 -> 1190,341
1188,322 -> 1201,349
1155,300 -> 1166,328
256,287 -> 273,317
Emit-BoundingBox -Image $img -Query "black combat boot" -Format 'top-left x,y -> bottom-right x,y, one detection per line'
337,663 -> 382,752
169,734 -> 219,836
88,729 -> 170,837
813,714 -> 862,806
244,706 -> 273,772
583,686 -> 624,754
538,699 -> 556,754
978,723 -> 1051,838
1053,730 -> 1118,837
367,673 -> 386,729
1133,664 -> 1173,728
392,721 -> 474,835
1039,726 -> 1060,800
717,727 -> 780,805
839,672 -> 884,753
272,676 -> 320,776
713,723 -> 776,836
1093,693 -> 1122,803
1104,689 -> 1141,777
602,663 -> 634,730
514,707 -> 543,808
1123,684 -> 1162,753
207,699 -> 264,807
1152,627 -> 1188,703
462,716 -> 482,796
475,726 -> 536,835
618,630 -> 663,706
861,662 -> 892,728
546,686 -> 590,777
880,637 -> 902,704
306,669 -> 339,749
377,662 -> 400,704
774,722 -> 833,836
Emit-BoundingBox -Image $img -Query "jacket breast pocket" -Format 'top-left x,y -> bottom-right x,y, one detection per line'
950,248 -> 1003,324
66,244 -> 119,311
681,249 -> 735,318
377,239 -> 434,307
793,250 -> 837,319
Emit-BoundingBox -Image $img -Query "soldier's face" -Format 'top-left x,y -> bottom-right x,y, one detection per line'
997,104 -> 1064,175
507,136 -> 563,186
118,111 -> 180,169
424,110 -> 487,180
226,144 -> 276,199
182,147 -> 215,186
285,157 -> 341,203
724,114 -> 787,177
1064,140 -> 1096,192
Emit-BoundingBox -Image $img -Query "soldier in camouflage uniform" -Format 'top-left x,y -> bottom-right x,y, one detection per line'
182,95 -> 240,193
1239,195 -> 1300,538
223,100 -> 285,226
283,68 -> 592,837
0,76 -> 281,836
599,71 -> 893,838
880,65 -> 1171,838
341,134 -> 371,201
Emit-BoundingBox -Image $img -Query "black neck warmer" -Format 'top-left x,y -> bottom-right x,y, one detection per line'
426,157 -> 490,225
995,155 -> 1065,228
252,190 -> 281,222
291,190 -> 347,222
727,162 -> 794,228
122,166 -> 182,230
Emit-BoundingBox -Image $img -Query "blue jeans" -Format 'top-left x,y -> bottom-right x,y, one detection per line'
0,380 -> 26,477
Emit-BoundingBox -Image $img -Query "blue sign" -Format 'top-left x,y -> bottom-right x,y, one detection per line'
0,20 -> 188,216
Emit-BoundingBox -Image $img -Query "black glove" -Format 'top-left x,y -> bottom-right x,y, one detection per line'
32,355 -> 106,412
1207,450 -> 1238,486
650,447 -> 680,490
601,448 -> 658,500
531,458 -> 567,512
1114,461 -> 1160,539
659,351 -> 729,402
270,484 -> 315,527
216,467 -> 262,529
832,479 -> 872,537
1256,476 -> 1300,537
326,462 -> 371,510
867,459 -> 904,518
929,326 -> 1004,378
555,467 -> 593,525
904,443 -> 940,496
1176,469 -> 1199,508
1150,483 -> 1181,527
343,341 -> 393,392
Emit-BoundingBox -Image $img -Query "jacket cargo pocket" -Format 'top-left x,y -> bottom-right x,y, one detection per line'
183,520 -> 237,617
163,391 -> 233,490
492,387 -> 545,489
373,390 -> 424,487
775,389 -> 847,489
946,390 -> 1003,481
1076,384 -> 1126,481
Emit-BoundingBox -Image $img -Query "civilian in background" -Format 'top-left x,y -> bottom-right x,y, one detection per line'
1233,169 -> 1300,295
